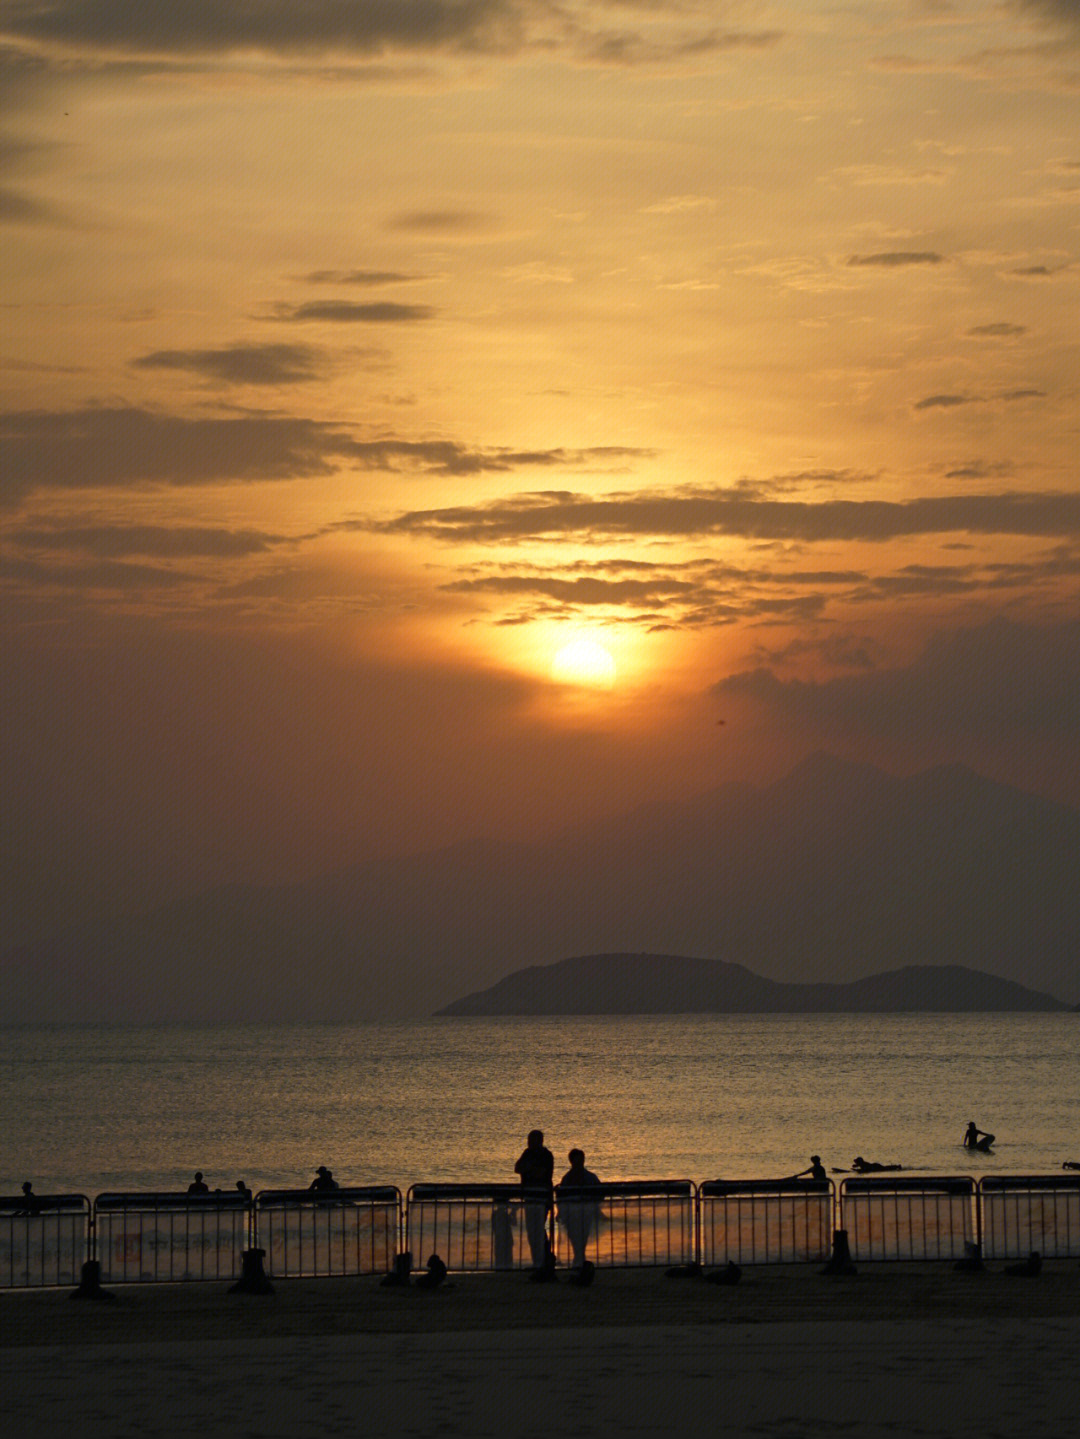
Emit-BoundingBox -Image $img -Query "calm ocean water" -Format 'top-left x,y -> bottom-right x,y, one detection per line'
2,1014 -> 1077,1197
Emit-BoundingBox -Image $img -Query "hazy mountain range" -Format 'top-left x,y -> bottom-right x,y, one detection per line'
436,956 -> 1068,1015
3,752 -> 1077,1022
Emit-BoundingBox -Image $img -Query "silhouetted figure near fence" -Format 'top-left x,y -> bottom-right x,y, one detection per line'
16,1181 -> 42,1215
235,1179 -> 252,1199
558,1148 -> 602,1268
416,1253 -> 449,1289
964,1122 -> 995,1153
514,1129 -> 554,1269
851,1157 -> 903,1173
794,1156 -> 827,1181
187,1171 -> 209,1194
309,1165 -> 339,1193
1063,1161 -> 1080,1171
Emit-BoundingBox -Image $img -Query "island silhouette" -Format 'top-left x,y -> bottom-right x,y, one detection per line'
435,956 -> 1068,1016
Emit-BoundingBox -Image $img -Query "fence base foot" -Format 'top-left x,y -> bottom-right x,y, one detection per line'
70,1259 -> 117,1302
954,1241 -> 984,1272
230,1248 -> 274,1295
380,1251 -> 413,1287
821,1230 -> 857,1275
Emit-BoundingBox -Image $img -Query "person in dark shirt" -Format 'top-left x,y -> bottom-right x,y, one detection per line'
17,1181 -> 42,1215
187,1171 -> 209,1195
309,1165 -> 339,1192
558,1148 -> 602,1268
794,1155 -> 827,1181
514,1129 -> 554,1268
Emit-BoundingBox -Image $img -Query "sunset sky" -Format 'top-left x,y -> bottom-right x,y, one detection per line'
3,1 -> 1079,952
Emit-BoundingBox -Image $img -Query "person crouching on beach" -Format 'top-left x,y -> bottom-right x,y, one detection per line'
514,1129 -> 554,1269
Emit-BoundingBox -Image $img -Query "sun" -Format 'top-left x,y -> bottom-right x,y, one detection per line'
550,638 -> 617,689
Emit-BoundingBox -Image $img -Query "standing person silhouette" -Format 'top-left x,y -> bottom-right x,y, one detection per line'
187,1171 -> 209,1194
514,1129 -> 554,1269
558,1148 -> 602,1268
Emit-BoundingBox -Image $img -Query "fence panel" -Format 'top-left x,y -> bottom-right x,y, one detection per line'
980,1175 -> 1080,1259
554,1180 -> 695,1268
0,1194 -> 90,1289
698,1180 -> 832,1266
405,1185 -> 548,1271
255,1187 -> 399,1277
840,1177 -> 975,1261
94,1193 -> 251,1283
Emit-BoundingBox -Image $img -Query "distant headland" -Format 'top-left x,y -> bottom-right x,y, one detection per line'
435,955 -> 1069,1016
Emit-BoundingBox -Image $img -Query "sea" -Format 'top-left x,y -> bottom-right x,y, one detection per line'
2,1013 -> 1077,1198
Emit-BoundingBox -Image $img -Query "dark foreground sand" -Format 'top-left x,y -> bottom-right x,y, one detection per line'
4,1265 -> 1080,1437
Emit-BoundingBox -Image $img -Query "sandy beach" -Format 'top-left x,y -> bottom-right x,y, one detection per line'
3,1265 -> 1079,1437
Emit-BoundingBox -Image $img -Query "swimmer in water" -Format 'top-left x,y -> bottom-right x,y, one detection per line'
963,1122 -> 995,1153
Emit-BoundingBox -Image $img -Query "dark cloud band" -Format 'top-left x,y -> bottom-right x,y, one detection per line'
379,487 -> 1080,544
0,406 -> 654,504
0,1 -> 518,57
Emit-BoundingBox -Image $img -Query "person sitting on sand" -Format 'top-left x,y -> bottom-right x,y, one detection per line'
851,1157 -> 903,1173
309,1165 -> 339,1192
794,1155 -> 827,1181
416,1254 -> 449,1289
1063,1162 -> 1080,1172
187,1171 -> 209,1194
963,1122 -> 995,1152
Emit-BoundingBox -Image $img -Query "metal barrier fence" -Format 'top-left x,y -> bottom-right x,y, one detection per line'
839,1177 -> 976,1261
1,1194 -> 90,1289
94,1192 -> 251,1284
698,1179 -> 833,1266
405,1185 -> 549,1271
979,1175 -> 1080,1259
9,1174 -> 1080,1287
555,1181 -> 695,1268
255,1187 -> 400,1277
